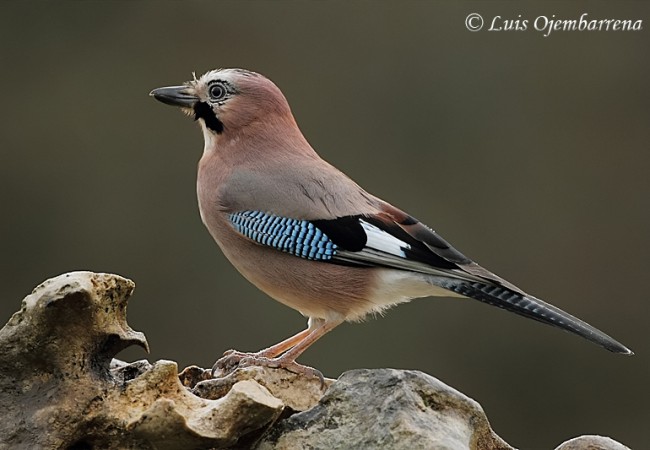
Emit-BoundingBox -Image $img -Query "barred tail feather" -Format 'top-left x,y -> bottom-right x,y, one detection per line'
436,279 -> 633,355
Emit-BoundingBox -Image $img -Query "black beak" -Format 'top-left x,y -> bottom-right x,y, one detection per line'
150,86 -> 198,107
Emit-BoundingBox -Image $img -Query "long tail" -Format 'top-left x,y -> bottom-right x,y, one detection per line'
435,279 -> 633,355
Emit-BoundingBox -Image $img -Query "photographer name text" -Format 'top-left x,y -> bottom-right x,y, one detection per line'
466,13 -> 643,37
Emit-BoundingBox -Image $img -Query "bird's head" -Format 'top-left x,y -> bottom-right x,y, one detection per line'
150,68 -> 293,138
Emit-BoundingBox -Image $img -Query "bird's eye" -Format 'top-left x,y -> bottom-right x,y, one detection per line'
208,83 -> 227,101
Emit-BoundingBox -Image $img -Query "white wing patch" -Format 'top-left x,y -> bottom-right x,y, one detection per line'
359,220 -> 410,258
335,219 -> 483,283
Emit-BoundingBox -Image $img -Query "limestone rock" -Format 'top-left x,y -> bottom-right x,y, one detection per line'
555,435 -> 632,450
0,272 -> 283,450
255,368 -> 513,450
0,272 -> 635,450
192,365 -> 334,412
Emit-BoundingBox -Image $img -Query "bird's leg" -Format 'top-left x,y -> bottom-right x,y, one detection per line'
268,318 -> 338,364
256,320 -> 321,358
214,324 -> 315,375
212,318 -> 323,376
212,317 -> 342,385
239,318 -> 342,385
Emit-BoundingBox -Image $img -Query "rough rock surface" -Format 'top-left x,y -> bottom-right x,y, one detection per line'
256,368 -> 513,450
0,272 -> 634,450
191,365 -> 334,412
0,272 -> 283,449
554,435 -> 632,450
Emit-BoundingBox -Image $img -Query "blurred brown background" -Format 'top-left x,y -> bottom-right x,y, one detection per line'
1,2 -> 648,448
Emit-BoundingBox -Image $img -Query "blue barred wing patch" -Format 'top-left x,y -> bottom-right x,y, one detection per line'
228,211 -> 338,261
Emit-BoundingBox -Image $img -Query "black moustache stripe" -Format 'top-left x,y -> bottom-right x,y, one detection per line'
193,101 -> 224,134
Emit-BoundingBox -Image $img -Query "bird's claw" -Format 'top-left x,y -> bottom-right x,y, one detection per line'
211,352 -> 326,388
238,356 -> 326,388
211,350 -> 256,377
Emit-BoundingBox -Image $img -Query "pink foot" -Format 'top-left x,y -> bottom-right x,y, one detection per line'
212,351 -> 325,387
211,349 -> 256,377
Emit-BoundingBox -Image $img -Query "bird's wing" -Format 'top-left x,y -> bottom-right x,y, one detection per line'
227,207 -> 494,285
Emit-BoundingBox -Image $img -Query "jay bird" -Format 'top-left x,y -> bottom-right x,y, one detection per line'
151,68 -> 632,378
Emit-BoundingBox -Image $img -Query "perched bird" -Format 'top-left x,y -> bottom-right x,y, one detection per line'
151,68 -> 632,377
